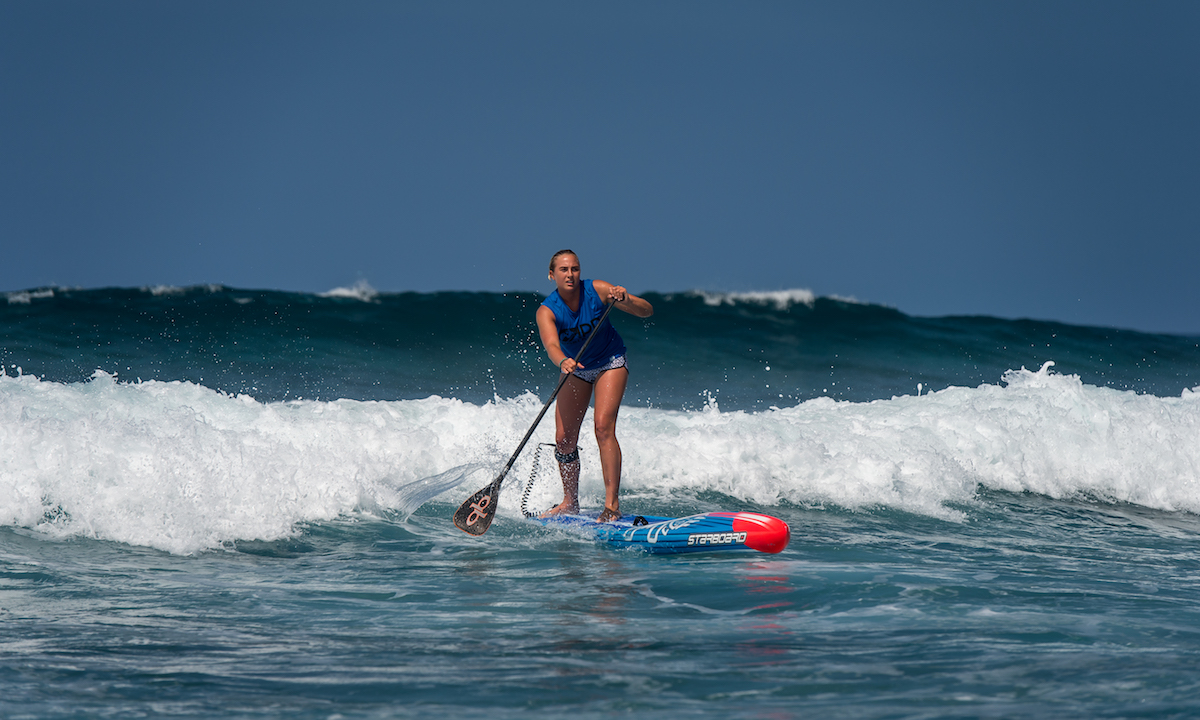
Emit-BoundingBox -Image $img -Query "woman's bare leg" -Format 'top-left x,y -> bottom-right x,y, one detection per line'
592,367 -> 629,521
542,374 -> 592,516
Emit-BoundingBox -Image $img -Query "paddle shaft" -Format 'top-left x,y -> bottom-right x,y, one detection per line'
454,300 -> 618,534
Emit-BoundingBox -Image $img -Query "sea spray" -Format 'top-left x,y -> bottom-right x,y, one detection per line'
625,362 -> 1200,518
5,361 -> 1199,553
0,370 -> 491,553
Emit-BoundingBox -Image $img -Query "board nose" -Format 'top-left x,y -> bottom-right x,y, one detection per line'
731,512 -> 791,554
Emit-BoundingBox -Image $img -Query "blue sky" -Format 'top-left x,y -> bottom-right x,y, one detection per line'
3,1 -> 1198,333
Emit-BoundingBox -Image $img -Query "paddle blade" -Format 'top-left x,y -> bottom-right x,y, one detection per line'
453,481 -> 501,535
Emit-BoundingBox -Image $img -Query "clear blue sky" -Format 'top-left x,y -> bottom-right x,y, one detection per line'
3,1 -> 1198,333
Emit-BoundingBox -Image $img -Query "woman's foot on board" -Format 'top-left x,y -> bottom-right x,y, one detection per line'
539,501 -> 579,518
597,506 -> 621,523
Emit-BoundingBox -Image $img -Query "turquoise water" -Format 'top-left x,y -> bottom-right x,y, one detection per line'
6,497 -> 1200,718
3,285 -> 1200,717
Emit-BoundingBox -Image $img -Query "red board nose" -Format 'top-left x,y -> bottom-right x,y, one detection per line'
729,512 -> 791,554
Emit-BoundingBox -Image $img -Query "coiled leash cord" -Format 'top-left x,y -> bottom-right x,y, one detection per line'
521,443 -> 559,518
521,444 -> 648,526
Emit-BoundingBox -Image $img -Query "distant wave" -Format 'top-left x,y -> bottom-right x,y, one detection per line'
689,288 -> 817,310
6,282 -> 388,305
675,288 -> 874,310
145,284 -> 226,296
0,284 -> 936,317
320,279 -> 379,302
5,288 -> 55,305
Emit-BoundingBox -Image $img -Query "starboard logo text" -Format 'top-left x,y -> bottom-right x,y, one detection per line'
687,531 -> 748,547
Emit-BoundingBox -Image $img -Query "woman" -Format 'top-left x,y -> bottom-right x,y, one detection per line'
537,249 -> 654,522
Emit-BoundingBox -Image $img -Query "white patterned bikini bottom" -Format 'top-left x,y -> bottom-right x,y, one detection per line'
572,354 -> 627,384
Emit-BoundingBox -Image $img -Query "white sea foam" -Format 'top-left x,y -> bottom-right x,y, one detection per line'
693,289 -> 817,310
0,370 -> 496,554
3,363 -> 1198,553
147,285 -> 187,296
620,361 -> 1200,520
320,279 -> 379,302
6,289 -> 55,304
145,284 -> 225,296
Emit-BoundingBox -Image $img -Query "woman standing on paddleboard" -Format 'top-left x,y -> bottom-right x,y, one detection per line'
537,249 -> 654,523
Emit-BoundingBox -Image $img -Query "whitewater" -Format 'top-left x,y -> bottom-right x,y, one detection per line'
3,284 -> 1200,718
3,362 -> 1199,555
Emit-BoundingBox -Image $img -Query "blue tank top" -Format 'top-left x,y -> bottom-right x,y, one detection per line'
541,279 -> 626,368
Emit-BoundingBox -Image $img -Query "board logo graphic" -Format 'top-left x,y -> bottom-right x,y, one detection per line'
687,531 -> 748,547
627,514 -> 707,544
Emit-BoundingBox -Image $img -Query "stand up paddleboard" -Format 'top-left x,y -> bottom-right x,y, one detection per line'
531,510 -> 790,555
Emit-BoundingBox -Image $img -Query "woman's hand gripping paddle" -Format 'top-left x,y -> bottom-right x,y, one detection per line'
453,301 -> 617,535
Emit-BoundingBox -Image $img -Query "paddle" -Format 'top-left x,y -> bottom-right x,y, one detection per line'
453,300 -> 618,535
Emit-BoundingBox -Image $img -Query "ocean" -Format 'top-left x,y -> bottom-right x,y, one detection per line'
3,283 -> 1200,718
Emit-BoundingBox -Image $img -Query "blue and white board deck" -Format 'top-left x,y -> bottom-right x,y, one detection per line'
531,510 -> 790,555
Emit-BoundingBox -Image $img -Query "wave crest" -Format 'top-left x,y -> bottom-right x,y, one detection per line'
4,363 -> 1199,553
691,289 -> 817,310
320,279 -> 379,302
